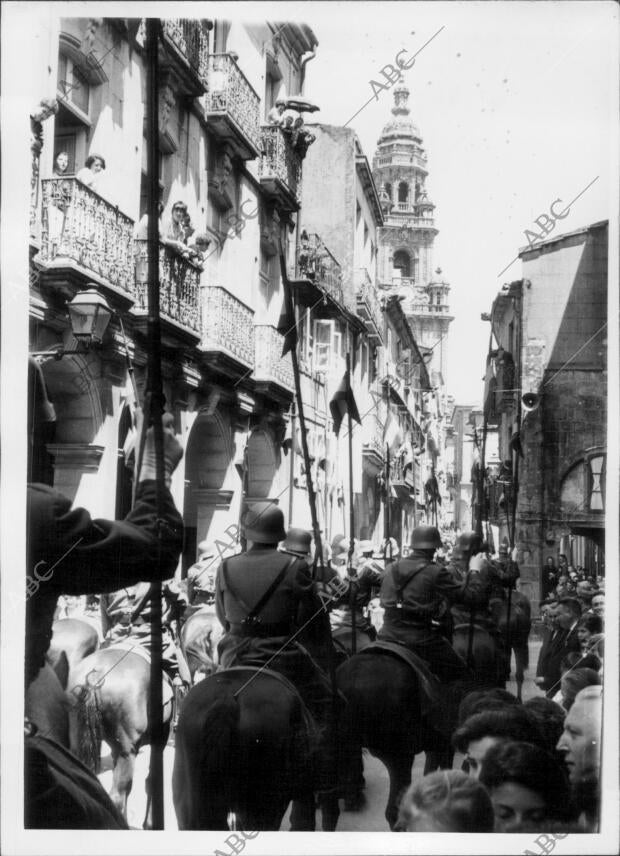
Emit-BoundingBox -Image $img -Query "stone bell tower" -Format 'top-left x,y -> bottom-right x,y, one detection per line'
373,84 -> 453,387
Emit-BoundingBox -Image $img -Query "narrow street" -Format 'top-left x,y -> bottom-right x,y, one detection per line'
98,640 -> 543,831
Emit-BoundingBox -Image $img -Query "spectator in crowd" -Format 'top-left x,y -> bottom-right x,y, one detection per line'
541,557 -> 558,599
522,697 -> 566,755
558,554 -> 568,574
182,211 -> 195,243
538,598 -> 582,698
576,613 -> 604,654
452,708 -> 544,778
590,592 -> 604,618
76,153 -> 106,192
560,651 -> 601,675
560,669 -> 601,713
458,688 -> 520,726
575,580 -> 597,612
556,685 -> 602,831
397,770 -> 495,832
479,741 -> 575,832
52,151 -> 69,176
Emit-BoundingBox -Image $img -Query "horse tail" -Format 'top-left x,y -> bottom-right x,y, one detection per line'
72,684 -> 103,774
198,692 -> 240,803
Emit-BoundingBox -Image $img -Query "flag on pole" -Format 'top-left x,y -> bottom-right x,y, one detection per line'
330,371 -> 361,435
277,248 -> 298,357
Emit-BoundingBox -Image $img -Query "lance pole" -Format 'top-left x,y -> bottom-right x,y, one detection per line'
277,248 -> 325,579
346,352 -> 357,654
145,18 -> 165,830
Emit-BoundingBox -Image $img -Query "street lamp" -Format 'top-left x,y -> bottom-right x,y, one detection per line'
31,287 -> 113,359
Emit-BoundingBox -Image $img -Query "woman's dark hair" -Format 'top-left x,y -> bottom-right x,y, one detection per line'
561,669 -> 601,712
398,770 -> 495,832
522,697 -> 565,753
452,708 -> 544,754
578,613 -> 603,635
479,741 -> 574,822
560,651 -> 601,674
85,153 -> 106,169
458,688 -> 519,726
557,597 -> 582,617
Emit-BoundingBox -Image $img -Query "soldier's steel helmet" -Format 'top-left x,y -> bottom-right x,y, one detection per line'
281,527 -> 312,556
410,525 -> 442,551
243,501 -> 286,544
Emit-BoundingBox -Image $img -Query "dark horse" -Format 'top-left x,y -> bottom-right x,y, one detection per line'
173,667 -> 325,830
336,650 -> 459,829
68,646 -> 172,825
490,590 -> 532,700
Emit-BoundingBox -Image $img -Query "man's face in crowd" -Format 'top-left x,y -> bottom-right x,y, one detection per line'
591,595 -> 604,617
556,695 -> 602,785
464,735 -> 501,779
555,603 -> 576,630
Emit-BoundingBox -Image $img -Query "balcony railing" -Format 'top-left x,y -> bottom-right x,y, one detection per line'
259,125 -> 302,209
296,233 -> 344,305
134,241 -> 201,336
363,411 -> 385,460
201,286 -> 254,369
254,324 -> 295,393
39,178 -> 135,294
162,19 -> 210,89
356,267 -> 382,338
205,53 -> 261,158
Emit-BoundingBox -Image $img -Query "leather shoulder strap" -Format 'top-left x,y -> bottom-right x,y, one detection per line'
247,555 -> 297,622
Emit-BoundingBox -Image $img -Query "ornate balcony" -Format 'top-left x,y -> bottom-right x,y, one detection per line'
38,178 -> 135,297
200,286 -> 255,376
259,125 -> 302,212
133,241 -> 202,342
295,233 -> 344,306
204,54 -> 261,160
362,412 -> 385,472
253,324 -> 295,398
161,19 -> 210,95
356,267 -> 382,341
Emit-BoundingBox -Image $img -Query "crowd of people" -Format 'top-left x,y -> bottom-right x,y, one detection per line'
24,366 -> 606,833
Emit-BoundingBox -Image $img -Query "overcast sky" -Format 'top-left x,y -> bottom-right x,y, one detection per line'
299,1 -> 616,404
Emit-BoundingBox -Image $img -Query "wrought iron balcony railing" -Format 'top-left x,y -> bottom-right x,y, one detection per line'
296,233 -> 344,305
201,285 -> 255,369
363,411 -> 385,460
356,267 -> 382,339
162,19 -> 210,89
39,178 -> 135,294
259,125 -> 302,209
253,324 -> 295,393
134,241 -> 201,336
205,54 -> 261,159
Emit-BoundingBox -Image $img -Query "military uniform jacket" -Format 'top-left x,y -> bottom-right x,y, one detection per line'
26,480 -> 183,686
215,547 -> 321,635
380,551 -> 491,642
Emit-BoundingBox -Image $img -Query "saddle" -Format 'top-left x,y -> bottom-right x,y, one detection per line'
361,641 -> 441,715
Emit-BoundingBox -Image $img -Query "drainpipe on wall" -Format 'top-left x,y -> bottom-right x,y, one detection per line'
300,46 -> 317,92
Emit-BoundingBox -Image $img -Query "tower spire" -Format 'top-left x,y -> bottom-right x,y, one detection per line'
391,84 -> 410,117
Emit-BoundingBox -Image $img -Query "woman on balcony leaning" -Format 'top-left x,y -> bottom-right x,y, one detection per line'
76,153 -> 106,192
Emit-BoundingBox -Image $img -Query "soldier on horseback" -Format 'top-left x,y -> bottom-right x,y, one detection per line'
214,502 -> 340,790
447,533 -> 520,681
378,525 -> 493,683
328,539 -> 383,652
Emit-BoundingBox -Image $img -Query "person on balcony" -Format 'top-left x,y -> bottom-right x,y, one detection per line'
162,201 -> 192,258
187,233 -> 212,267
267,98 -> 286,125
52,151 -> 70,177
76,153 -> 106,193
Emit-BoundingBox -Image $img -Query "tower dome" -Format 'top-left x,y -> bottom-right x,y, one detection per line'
377,85 -> 422,144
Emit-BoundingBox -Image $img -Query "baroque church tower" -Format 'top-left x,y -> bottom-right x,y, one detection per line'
373,85 -> 453,393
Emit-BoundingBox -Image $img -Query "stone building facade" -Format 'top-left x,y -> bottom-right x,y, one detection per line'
485,221 -> 607,610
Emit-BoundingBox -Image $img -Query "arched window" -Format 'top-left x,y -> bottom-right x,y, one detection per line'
398,181 -> 409,203
393,249 -> 411,278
